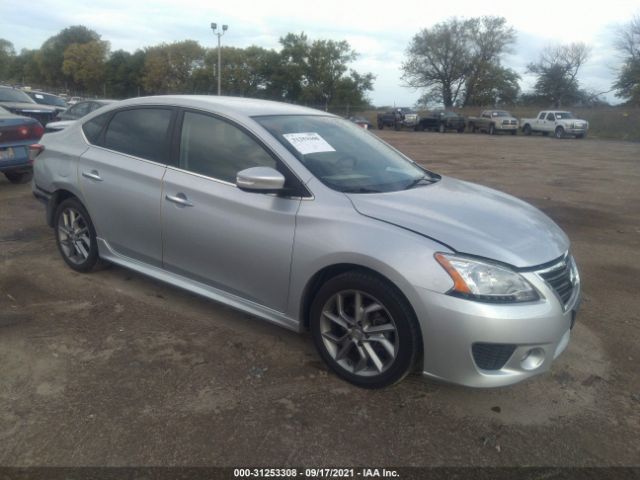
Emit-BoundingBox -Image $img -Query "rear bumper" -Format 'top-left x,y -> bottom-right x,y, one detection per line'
413,271 -> 580,388
0,146 -> 31,173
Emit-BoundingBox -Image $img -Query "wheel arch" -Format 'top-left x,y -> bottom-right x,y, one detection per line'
46,189 -> 81,227
299,263 -> 419,332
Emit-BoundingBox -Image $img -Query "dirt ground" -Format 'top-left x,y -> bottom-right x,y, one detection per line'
0,131 -> 639,467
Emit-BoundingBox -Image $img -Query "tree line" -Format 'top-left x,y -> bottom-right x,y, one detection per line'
1,16 -> 639,109
402,15 -> 640,108
0,26 -> 374,113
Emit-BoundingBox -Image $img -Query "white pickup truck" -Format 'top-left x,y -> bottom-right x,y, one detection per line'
521,111 -> 589,139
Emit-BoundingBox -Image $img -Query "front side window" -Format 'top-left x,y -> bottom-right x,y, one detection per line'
103,108 -> 172,163
256,115 -> 433,193
179,111 -> 277,183
538,112 -> 546,120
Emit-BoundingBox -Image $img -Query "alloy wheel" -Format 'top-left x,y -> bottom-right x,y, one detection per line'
319,290 -> 399,377
58,207 -> 91,265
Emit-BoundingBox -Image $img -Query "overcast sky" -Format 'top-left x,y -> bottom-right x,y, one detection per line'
1,0 -> 637,106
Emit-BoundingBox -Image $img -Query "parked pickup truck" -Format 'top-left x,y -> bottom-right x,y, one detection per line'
416,110 -> 465,133
520,111 -> 588,138
467,110 -> 519,135
377,108 -> 420,130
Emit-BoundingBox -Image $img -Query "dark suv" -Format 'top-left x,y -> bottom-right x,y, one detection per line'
25,90 -> 68,116
0,86 -> 59,126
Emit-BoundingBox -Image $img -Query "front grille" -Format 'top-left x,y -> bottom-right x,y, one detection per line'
537,258 -> 574,307
472,343 -> 516,370
510,120 -> 517,125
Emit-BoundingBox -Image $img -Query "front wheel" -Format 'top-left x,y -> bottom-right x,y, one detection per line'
310,271 -> 420,389
4,170 -> 33,184
555,126 -> 565,139
54,198 -> 101,273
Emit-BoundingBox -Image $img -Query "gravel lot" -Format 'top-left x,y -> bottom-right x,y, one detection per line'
0,131 -> 639,466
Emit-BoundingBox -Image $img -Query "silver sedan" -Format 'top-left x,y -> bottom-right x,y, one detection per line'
32,96 -> 580,388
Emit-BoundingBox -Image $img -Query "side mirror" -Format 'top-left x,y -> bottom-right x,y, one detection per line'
236,166 -> 285,193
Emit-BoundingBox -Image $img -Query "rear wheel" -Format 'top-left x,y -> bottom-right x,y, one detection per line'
378,122 -> 384,130
4,170 -> 33,184
310,271 -> 420,389
457,126 -> 465,133
555,126 -> 565,139
470,123 -> 477,133
489,124 -> 496,135
439,123 -> 446,133
523,124 -> 532,135
54,198 -> 101,273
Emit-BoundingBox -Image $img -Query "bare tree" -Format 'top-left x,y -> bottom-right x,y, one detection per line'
527,43 -> 591,107
402,17 -> 518,108
613,15 -> 640,104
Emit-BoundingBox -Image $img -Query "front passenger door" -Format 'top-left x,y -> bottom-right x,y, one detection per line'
161,110 -> 301,312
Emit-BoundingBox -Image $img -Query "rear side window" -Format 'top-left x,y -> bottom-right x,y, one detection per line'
82,113 -> 110,144
103,108 -> 173,163
546,113 -> 555,121
179,111 -> 276,183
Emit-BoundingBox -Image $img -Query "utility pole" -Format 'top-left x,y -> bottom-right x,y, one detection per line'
210,22 -> 228,95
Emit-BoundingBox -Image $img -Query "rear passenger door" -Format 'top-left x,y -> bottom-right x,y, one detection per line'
79,107 -> 176,266
161,110 -> 301,312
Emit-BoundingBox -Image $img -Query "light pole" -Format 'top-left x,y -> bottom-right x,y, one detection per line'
210,22 -> 228,96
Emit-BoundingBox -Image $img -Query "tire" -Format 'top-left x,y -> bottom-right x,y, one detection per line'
439,123 -> 446,133
378,123 -> 384,130
510,130 -> 516,135
310,271 -> 420,389
523,124 -> 532,135
457,126 -> 465,133
489,124 -> 495,135
394,122 -> 400,131
4,170 -> 33,184
555,126 -> 565,139
54,197 -> 101,273
470,123 -> 477,133
575,133 -> 585,139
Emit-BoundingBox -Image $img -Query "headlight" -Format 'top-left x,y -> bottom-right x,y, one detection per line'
435,253 -> 539,303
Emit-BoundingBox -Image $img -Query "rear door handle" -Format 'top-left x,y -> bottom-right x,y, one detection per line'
165,193 -> 194,207
82,170 -> 102,181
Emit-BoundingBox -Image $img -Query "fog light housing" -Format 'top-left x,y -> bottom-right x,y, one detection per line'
521,348 -> 545,371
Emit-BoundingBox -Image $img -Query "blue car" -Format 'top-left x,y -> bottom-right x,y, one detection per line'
0,106 -> 44,184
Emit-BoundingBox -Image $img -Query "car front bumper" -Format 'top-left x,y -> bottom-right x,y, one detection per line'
412,270 -> 580,387
497,124 -> 518,131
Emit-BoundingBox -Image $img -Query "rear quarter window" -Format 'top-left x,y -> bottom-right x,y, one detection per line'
82,113 -> 111,144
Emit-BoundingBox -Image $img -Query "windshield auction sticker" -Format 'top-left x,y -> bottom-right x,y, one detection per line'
283,132 -> 336,155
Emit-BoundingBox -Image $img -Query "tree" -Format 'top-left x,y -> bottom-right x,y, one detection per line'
8,49 -> 43,85
142,40 -> 205,93
38,26 -> 101,87
0,39 -> 16,81
527,43 -> 590,107
105,49 -> 146,98
402,17 -> 517,108
269,33 -> 374,111
62,40 -> 110,94
613,15 -> 640,104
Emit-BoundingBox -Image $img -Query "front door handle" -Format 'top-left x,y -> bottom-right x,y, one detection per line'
82,170 -> 102,181
165,193 -> 194,207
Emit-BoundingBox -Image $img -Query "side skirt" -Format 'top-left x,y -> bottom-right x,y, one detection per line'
97,238 -> 302,332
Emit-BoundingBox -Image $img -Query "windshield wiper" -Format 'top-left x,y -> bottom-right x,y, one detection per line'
404,175 -> 437,190
342,187 -> 382,194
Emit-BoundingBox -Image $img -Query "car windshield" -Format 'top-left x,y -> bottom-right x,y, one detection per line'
554,112 -> 574,119
255,115 -> 435,193
32,93 -> 67,107
0,88 -> 35,104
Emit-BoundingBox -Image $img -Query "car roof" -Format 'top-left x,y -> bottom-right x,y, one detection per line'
85,95 -> 329,118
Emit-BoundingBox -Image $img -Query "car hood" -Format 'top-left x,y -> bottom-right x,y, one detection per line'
347,176 -> 569,268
